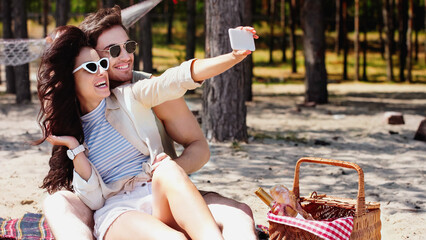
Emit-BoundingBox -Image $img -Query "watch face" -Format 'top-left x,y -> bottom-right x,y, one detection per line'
67,149 -> 74,160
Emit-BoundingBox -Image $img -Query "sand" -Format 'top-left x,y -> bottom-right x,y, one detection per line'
0,82 -> 425,239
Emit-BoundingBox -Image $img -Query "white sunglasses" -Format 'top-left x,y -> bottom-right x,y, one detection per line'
73,58 -> 109,74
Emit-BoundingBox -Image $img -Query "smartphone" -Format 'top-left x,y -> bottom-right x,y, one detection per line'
228,28 -> 256,51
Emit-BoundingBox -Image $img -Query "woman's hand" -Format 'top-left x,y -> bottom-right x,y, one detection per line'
48,135 -> 92,180
46,135 -> 79,149
151,152 -> 172,173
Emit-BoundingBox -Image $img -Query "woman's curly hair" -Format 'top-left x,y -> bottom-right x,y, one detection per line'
35,25 -> 89,193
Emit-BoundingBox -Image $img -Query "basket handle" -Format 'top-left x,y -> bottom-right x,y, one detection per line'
292,157 -> 366,217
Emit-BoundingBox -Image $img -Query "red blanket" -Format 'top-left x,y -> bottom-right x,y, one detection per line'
0,213 -> 54,240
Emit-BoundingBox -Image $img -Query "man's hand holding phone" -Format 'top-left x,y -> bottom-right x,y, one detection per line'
229,26 -> 259,57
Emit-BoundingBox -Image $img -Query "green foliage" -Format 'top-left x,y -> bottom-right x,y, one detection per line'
17,0 -> 426,83
70,0 -> 99,16
231,141 -> 242,151
26,0 -> 42,13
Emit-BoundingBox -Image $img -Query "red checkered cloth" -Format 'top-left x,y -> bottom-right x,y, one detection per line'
0,213 -> 54,240
267,211 -> 354,240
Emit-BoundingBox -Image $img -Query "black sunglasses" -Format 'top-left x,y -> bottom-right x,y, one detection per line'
97,40 -> 138,58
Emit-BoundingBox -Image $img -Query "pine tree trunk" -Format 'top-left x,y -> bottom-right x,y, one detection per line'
203,0 -> 248,142
42,0 -> 49,37
104,0 -> 115,7
13,0 -> 31,104
186,0 -> 196,60
414,27 -> 418,61
378,4 -> 385,59
383,0 -> 394,81
413,0 -> 419,61
269,0 -> 276,64
335,0 -> 342,54
342,0 -> 348,80
289,0 -> 297,73
140,12 -> 153,73
407,0 -> 413,82
166,0 -> 174,44
398,0 -> 408,82
2,0 -> 16,93
354,0 -> 360,81
362,0 -> 368,81
281,0 -> 287,62
390,0 -> 396,54
301,0 -> 328,104
262,0 -> 268,15
55,0 -> 69,26
244,0 -> 253,102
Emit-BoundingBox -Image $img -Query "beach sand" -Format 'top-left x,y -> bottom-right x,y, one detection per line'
1,82 -> 425,239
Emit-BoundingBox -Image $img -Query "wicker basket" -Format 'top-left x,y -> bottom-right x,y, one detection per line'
269,157 -> 381,240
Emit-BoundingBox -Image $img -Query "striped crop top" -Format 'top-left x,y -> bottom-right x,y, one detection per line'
81,99 -> 149,184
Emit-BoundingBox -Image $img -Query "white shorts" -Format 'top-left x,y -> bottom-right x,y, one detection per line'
94,182 -> 153,240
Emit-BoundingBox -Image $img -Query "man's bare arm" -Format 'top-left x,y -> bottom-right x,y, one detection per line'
190,26 -> 258,82
153,97 -> 209,174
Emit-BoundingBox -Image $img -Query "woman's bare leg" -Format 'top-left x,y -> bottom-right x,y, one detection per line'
105,211 -> 186,240
152,160 -> 224,240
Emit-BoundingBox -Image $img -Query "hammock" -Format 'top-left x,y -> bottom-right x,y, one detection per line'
0,0 -> 162,67
0,39 -> 47,66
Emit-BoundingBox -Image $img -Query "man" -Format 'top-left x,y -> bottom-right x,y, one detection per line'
43,6 -> 257,240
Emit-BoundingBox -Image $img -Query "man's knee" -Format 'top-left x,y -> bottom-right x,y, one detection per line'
233,201 -> 254,219
203,192 -> 254,220
203,192 -> 256,240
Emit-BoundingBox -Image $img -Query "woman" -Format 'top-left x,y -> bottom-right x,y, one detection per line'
36,25 -> 256,240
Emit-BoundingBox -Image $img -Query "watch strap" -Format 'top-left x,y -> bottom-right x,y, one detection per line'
71,145 -> 85,156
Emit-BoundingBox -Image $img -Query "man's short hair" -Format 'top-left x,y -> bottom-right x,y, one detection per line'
79,5 -> 128,48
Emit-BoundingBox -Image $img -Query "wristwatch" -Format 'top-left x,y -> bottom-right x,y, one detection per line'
67,145 -> 85,160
